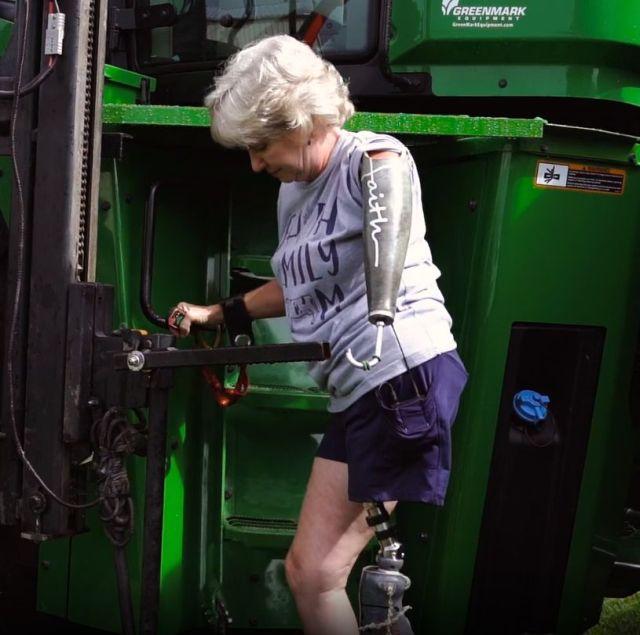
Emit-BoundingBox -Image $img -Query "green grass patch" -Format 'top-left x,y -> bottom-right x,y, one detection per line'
587,593 -> 640,634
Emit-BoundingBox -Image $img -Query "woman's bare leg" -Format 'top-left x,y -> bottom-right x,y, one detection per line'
285,457 -> 395,635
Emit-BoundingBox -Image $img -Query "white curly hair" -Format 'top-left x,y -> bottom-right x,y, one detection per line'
204,35 -> 354,148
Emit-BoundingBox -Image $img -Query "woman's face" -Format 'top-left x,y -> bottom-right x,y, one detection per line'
247,126 -> 336,183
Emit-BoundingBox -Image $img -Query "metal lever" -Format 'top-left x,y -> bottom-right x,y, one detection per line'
346,321 -> 385,370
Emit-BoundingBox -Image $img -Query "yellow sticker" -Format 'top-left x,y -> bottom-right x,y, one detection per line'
534,161 -> 626,195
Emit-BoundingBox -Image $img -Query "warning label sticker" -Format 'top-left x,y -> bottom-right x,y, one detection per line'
535,161 -> 626,195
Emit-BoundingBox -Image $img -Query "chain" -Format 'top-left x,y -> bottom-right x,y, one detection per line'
386,584 -> 394,635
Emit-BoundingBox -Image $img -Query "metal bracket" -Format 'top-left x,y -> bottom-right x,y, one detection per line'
108,3 -> 177,52
110,4 -> 177,32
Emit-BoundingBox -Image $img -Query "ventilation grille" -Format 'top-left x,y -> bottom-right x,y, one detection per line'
226,516 -> 297,532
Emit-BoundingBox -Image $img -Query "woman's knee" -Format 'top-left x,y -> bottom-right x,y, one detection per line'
285,545 -> 353,597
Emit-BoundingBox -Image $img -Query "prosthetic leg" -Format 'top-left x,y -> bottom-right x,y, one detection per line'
359,503 -> 414,634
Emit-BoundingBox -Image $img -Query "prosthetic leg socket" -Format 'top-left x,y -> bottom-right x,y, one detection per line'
359,503 -> 414,634
359,565 -> 413,634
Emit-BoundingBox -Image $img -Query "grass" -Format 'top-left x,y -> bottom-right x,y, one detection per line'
587,593 -> 640,635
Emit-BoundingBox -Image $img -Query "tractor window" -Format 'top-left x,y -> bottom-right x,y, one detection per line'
138,0 -> 376,68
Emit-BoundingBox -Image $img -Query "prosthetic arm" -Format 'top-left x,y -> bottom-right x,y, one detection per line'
346,151 -> 412,370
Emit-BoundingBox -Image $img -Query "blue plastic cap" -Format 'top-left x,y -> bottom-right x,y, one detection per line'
513,389 -> 550,424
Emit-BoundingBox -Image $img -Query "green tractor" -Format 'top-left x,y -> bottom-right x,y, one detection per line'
1,1 -> 639,633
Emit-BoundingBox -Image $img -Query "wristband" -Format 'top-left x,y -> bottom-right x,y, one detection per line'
220,295 -> 254,346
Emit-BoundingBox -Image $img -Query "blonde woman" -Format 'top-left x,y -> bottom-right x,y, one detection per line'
169,34 -> 467,635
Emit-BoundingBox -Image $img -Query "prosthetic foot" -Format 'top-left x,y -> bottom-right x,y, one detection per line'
359,503 -> 414,634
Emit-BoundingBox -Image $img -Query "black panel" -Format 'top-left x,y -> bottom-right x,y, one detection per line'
0,525 -> 113,633
467,323 -> 606,634
0,212 -> 7,395
0,0 -> 41,527
631,329 -> 640,429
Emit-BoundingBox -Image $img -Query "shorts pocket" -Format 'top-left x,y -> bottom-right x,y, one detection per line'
383,394 -> 438,444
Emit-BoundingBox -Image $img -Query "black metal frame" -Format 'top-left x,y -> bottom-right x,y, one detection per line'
74,281 -> 329,635
16,0 -> 109,539
114,341 -> 331,370
0,0 -> 40,528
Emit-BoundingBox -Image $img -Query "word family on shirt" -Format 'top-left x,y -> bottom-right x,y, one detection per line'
278,200 -> 344,324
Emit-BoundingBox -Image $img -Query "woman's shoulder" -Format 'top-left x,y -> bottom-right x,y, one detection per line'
346,129 -> 406,154
339,130 -> 408,180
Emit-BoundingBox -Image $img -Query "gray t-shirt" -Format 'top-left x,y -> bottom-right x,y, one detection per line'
271,129 -> 456,412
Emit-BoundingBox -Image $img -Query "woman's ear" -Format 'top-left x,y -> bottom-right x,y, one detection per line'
307,123 -> 323,145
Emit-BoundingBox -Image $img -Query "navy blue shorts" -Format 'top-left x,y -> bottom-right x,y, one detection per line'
317,350 -> 468,505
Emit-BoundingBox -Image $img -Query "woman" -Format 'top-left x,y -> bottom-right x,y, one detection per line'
169,34 -> 468,635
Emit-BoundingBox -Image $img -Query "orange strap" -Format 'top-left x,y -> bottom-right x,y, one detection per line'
302,14 -> 326,45
195,327 -> 249,407
201,365 -> 248,408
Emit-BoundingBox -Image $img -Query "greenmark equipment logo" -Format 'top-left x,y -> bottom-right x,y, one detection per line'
442,0 -> 460,14
441,0 -> 527,27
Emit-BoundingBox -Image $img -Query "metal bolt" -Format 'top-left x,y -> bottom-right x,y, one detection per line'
28,492 -> 47,514
126,350 -> 145,372
468,199 -> 478,212
41,560 -> 51,569
419,532 -> 429,542
540,145 -> 549,154
99,199 -> 111,212
498,78 -> 508,88
224,489 -> 233,500
234,334 -> 252,347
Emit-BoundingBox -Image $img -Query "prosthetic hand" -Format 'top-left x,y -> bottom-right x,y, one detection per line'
346,152 -> 412,370
359,503 -> 414,634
